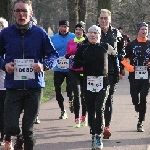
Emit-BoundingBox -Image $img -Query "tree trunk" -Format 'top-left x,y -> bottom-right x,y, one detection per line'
0,0 -> 8,20
78,0 -> 87,23
98,0 -> 112,14
67,0 -> 78,32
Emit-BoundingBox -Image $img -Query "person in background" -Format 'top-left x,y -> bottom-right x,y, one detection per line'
0,0 -> 59,150
118,26 -> 130,46
73,25 -> 116,150
0,17 -> 8,146
121,22 -> 150,132
118,26 -> 130,78
51,20 -> 75,119
98,8 -> 124,139
65,21 -> 87,128
30,16 -> 37,25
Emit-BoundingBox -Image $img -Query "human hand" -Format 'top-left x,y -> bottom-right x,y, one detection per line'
5,62 -> 15,74
32,63 -> 44,73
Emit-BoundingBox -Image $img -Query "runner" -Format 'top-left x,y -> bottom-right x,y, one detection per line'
66,22 -> 87,128
121,22 -> 150,132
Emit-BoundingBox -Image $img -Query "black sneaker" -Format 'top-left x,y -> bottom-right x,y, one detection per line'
137,122 -> 144,132
135,104 -> 140,113
14,135 -> 24,150
59,110 -> 68,119
0,139 -> 4,146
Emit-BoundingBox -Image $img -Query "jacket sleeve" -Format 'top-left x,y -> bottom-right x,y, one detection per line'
113,56 -> 120,83
42,32 -> 59,70
117,30 -> 125,61
72,45 -> 84,69
65,40 -> 71,59
0,32 -> 7,71
121,42 -> 134,72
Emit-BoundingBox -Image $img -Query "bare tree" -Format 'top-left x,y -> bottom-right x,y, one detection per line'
67,0 -> 78,32
98,0 -> 112,12
0,0 -> 8,20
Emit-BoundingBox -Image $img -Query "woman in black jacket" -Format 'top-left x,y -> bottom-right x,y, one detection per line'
73,25 -> 115,150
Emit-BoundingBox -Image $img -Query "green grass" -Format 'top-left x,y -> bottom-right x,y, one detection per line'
41,70 -> 66,103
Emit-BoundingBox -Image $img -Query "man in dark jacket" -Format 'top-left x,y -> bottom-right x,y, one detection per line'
0,0 -> 58,150
98,9 -> 124,139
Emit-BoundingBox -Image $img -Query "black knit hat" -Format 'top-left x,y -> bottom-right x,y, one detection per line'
75,21 -> 85,32
59,20 -> 69,27
137,22 -> 148,32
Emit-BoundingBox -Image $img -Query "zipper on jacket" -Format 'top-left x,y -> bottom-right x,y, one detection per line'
21,36 -> 25,89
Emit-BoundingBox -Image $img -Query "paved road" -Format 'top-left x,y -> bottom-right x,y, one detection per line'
1,74 -> 150,150
33,74 -> 150,150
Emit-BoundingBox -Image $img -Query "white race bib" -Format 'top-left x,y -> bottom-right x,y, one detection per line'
87,76 -> 103,92
135,66 -> 148,79
57,56 -> 69,69
14,59 -> 35,80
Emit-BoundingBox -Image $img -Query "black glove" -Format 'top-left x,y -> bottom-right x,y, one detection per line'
65,54 -> 70,59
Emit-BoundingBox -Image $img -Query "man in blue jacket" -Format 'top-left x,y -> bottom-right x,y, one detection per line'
0,0 -> 58,150
51,20 -> 75,119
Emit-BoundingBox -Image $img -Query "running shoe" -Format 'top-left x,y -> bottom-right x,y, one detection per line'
95,135 -> 103,150
137,122 -> 144,132
14,135 -> 24,150
34,116 -> 40,124
81,116 -> 87,126
59,110 -> 68,119
4,141 -> 14,150
74,118 -> 80,128
103,126 -> 111,139
0,138 -> 4,146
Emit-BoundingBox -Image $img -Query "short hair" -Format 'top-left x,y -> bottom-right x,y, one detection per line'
100,9 -> 111,16
0,17 -> 8,28
13,0 -> 32,10
88,25 -> 101,35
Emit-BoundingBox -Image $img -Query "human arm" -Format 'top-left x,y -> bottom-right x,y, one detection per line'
121,42 -> 134,72
41,32 -> 59,71
72,45 -> 84,69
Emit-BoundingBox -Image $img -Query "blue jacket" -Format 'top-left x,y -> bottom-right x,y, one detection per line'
51,32 -> 75,72
0,24 -> 59,89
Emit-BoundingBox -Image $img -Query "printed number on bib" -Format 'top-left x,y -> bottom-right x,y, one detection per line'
14,59 -> 35,80
135,66 -> 148,79
87,76 -> 103,92
57,56 -> 69,69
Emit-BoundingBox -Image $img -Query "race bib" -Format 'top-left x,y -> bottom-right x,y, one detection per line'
87,76 -> 103,92
14,59 -> 35,80
135,66 -> 148,79
57,56 -> 69,69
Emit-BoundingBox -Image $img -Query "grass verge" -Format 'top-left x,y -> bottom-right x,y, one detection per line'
41,70 -> 66,103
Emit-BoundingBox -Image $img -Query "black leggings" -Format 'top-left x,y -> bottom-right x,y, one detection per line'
84,80 -> 109,135
69,70 -> 86,119
54,71 -> 73,111
129,78 -> 149,122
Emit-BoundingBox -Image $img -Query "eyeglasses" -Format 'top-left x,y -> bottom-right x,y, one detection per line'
14,9 -> 28,14
88,32 -> 99,35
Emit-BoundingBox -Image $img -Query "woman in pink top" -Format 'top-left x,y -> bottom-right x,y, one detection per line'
66,22 -> 87,128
